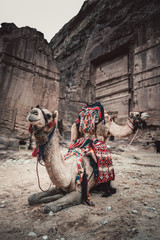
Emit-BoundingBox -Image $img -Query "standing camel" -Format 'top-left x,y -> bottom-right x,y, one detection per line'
71,103 -> 149,143
27,106 -> 149,213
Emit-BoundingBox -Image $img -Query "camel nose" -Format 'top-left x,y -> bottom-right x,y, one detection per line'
27,114 -> 31,121
142,113 -> 150,120
145,113 -> 150,119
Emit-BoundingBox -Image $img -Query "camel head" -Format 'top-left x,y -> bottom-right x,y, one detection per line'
129,111 -> 149,129
27,106 -> 58,131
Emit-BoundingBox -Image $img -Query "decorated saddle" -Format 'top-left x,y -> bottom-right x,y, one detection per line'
67,102 -> 115,205
65,137 -> 115,186
76,102 -> 110,135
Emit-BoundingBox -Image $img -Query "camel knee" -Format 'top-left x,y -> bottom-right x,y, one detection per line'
44,191 -> 81,214
28,193 -> 37,205
44,205 -> 51,214
44,204 -> 62,214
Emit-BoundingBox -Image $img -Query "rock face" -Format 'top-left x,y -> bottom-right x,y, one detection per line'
0,23 -> 60,149
50,0 -> 160,151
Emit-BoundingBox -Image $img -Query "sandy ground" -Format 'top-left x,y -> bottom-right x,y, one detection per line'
0,148 -> 160,240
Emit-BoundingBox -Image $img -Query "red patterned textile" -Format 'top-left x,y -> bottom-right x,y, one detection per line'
92,139 -> 115,182
75,102 -> 110,135
67,138 -> 115,183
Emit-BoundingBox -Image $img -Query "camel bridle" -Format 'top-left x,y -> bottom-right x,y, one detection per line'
121,113 -> 147,158
28,106 -> 57,192
132,114 -> 147,130
35,105 -> 48,125
127,114 -> 147,133
28,106 -> 56,161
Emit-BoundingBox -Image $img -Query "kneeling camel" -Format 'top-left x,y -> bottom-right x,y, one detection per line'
27,107 -> 149,213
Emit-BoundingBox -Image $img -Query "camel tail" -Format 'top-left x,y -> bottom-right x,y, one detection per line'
81,168 -> 88,201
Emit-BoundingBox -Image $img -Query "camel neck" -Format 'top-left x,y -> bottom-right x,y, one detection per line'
107,118 -> 134,138
126,118 -> 134,131
34,125 -> 55,147
41,130 -> 71,189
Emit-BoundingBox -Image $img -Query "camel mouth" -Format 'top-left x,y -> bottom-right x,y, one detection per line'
27,114 -> 41,123
141,113 -> 150,120
29,118 -> 41,123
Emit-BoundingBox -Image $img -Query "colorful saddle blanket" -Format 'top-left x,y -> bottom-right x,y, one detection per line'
76,102 -> 110,135
65,138 -> 115,185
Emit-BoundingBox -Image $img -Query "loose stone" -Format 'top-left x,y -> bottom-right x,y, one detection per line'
143,202 -> 148,206
132,228 -> 138,233
148,207 -> 153,211
42,236 -> 48,240
132,209 -> 138,214
24,160 -> 31,164
28,232 -> 36,237
49,211 -> 54,216
107,206 -> 112,211
102,219 -> 109,225
0,204 -> 6,208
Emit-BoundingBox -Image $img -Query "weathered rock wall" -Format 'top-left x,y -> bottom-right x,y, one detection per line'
50,0 -> 160,151
0,23 -> 60,149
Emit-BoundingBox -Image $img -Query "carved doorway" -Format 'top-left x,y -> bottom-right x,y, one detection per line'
91,47 -> 132,124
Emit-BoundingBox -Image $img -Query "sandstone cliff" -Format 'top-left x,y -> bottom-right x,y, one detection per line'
50,0 -> 160,151
0,23 -> 60,149
1,0 -> 160,151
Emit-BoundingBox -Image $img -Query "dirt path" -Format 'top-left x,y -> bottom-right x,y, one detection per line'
0,149 -> 160,240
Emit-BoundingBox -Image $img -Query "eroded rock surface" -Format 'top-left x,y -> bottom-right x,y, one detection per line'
50,0 -> 160,151
0,23 -> 60,149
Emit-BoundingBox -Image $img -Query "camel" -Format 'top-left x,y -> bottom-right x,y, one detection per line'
71,111 -> 149,143
27,106 -> 149,214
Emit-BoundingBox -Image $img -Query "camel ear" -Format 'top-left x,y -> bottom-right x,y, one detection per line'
130,112 -> 134,117
52,110 -> 58,118
52,110 -> 58,124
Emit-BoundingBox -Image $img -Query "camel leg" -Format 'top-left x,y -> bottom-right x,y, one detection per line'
28,187 -> 65,205
44,190 -> 81,213
102,181 -> 116,197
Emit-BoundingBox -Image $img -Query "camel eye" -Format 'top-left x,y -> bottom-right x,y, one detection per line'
46,114 -> 51,119
31,110 -> 38,115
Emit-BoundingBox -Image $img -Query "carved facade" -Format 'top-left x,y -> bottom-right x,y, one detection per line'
0,0 -> 160,152
0,23 -> 60,149
51,0 -> 160,152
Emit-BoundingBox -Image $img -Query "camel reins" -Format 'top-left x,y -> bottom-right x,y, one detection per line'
119,117 -> 144,158
34,124 -> 56,192
28,106 -> 56,192
35,124 -> 56,192
36,105 -> 48,124
120,129 -> 139,158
